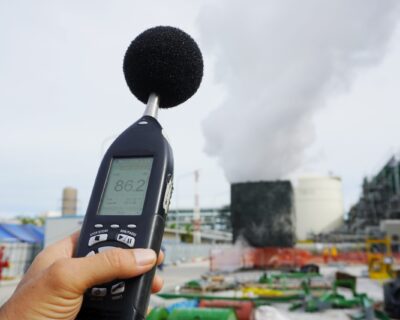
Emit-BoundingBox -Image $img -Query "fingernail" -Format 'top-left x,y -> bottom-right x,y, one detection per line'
133,249 -> 156,266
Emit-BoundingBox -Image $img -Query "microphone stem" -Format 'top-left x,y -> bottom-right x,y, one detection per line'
144,93 -> 159,119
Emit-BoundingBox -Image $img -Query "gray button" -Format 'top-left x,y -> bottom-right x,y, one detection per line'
163,178 -> 173,213
94,224 -> 103,228
86,250 -> 96,257
110,224 -> 120,228
127,224 -> 136,229
88,234 -> 108,246
116,234 -> 135,247
111,295 -> 123,300
91,288 -> 107,297
98,246 -> 116,253
111,282 -> 125,295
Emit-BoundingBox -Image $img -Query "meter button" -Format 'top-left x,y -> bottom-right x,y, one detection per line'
88,234 -> 108,246
110,224 -> 120,229
111,282 -> 125,295
163,179 -> 173,213
91,288 -> 107,297
127,224 -> 136,229
94,224 -> 103,228
86,250 -> 96,257
116,234 -> 135,247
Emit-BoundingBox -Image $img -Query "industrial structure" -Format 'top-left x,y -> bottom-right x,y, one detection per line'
166,207 -> 231,233
319,155 -> 400,244
61,187 -> 78,216
344,155 -> 400,236
294,175 -> 344,240
231,181 -> 295,247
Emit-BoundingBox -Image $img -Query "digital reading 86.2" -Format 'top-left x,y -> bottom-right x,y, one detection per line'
98,158 -> 153,216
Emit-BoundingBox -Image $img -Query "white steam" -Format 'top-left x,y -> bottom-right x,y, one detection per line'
198,0 -> 400,182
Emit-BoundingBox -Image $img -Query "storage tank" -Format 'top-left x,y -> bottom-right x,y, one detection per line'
294,176 -> 344,240
62,187 -> 78,216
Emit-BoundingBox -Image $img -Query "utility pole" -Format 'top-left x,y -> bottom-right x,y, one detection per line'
193,170 -> 201,244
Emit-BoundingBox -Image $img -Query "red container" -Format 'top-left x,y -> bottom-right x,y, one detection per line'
199,300 -> 253,320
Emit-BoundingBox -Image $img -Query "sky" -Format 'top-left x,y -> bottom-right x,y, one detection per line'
1,0 -> 400,218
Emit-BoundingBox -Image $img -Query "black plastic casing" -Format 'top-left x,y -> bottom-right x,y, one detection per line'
75,116 -> 173,320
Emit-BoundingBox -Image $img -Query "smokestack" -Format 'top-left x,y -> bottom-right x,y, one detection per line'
62,187 -> 77,216
231,181 -> 295,247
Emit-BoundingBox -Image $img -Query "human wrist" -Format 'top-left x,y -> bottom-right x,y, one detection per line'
0,299 -> 23,320
0,302 -> 12,320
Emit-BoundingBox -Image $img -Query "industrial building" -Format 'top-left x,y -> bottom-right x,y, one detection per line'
166,207 -> 231,232
231,181 -> 295,247
346,155 -> 400,234
316,155 -> 400,245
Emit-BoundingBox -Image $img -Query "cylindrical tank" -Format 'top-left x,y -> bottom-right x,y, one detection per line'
168,308 -> 237,320
62,187 -> 78,216
199,300 -> 253,320
294,175 -> 344,240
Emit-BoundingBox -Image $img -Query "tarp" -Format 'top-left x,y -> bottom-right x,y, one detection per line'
0,224 -> 44,243
0,227 -> 18,242
21,224 -> 44,243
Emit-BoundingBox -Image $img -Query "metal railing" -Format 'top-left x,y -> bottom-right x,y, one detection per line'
0,242 -> 42,280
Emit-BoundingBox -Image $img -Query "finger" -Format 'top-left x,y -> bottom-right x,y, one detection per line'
157,251 -> 164,266
49,248 -> 157,293
28,231 -> 80,270
19,231 -> 81,288
151,275 -> 164,293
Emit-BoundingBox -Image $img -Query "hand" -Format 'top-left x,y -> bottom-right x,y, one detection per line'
0,231 -> 164,320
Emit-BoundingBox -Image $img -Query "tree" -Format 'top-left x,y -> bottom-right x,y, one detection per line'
17,216 -> 45,226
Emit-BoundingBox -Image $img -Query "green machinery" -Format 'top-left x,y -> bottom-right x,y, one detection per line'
147,308 -> 237,320
156,271 -> 392,320
290,279 -> 390,320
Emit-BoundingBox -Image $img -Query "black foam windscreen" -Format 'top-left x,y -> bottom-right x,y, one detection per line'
123,26 -> 203,108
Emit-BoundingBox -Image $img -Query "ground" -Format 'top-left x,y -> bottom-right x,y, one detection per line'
0,262 -> 391,319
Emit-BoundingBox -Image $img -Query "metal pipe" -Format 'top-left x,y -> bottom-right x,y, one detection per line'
143,93 -> 159,118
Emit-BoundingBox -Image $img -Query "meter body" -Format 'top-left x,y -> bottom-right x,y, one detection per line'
75,115 -> 173,320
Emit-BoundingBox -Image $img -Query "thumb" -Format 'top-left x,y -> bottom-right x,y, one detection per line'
50,248 -> 157,293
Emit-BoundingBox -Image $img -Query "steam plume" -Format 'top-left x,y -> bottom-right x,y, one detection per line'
199,0 -> 400,182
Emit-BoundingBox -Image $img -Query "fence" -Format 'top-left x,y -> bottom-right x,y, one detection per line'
0,242 -> 42,280
210,245 -> 400,272
163,242 -> 230,266
209,246 -> 314,272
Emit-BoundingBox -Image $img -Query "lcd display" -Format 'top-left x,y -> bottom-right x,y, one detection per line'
98,157 -> 153,216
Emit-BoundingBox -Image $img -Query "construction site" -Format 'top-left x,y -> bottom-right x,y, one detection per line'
0,156 -> 399,319
142,155 -> 400,320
